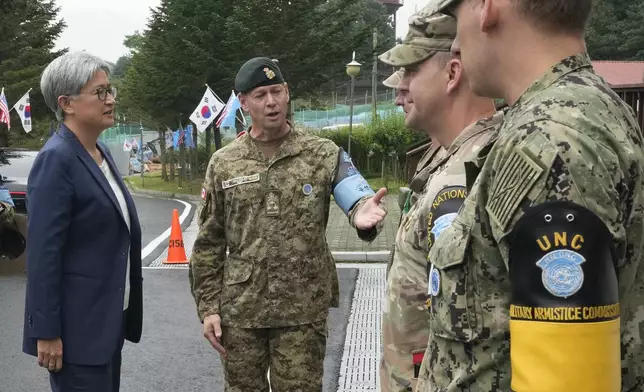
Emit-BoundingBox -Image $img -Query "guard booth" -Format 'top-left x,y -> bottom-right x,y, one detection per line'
403,85 -> 644,184
614,84 -> 644,135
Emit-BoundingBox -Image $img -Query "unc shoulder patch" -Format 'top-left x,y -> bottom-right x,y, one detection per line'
508,200 -> 618,315
536,249 -> 585,298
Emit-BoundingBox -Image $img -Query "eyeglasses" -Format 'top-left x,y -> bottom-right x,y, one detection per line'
95,86 -> 117,101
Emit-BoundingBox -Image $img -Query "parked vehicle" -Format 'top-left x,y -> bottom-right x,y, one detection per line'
0,148 -> 37,215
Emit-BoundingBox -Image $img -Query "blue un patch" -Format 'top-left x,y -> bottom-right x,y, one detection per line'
431,212 -> 458,240
536,249 -> 585,298
0,187 -> 14,207
429,265 -> 441,296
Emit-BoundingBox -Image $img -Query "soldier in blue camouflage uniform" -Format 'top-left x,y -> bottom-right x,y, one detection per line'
189,57 -> 388,392
416,0 -> 644,391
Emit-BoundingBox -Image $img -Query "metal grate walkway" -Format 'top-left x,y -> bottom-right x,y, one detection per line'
337,266 -> 386,391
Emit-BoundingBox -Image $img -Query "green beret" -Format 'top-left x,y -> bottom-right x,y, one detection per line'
234,57 -> 285,94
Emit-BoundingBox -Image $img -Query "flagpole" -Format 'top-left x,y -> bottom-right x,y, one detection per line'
204,83 -> 226,105
140,120 -> 144,187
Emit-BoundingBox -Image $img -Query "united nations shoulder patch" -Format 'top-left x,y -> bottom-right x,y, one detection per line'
536,249 -> 585,298
427,185 -> 466,251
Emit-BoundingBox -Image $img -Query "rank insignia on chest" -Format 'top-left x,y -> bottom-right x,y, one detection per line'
265,189 -> 281,217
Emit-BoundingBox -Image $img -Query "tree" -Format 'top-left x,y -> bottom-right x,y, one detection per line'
586,0 -> 644,60
118,0 -> 394,125
112,56 -> 132,78
0,0 -> 66,146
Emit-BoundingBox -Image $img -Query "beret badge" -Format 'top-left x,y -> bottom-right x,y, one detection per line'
263,67 -> 276,80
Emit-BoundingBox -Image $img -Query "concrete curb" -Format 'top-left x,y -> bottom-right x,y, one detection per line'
123,179 -> 202,202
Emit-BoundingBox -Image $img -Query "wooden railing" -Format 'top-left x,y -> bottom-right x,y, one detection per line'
405,84 -> 644,183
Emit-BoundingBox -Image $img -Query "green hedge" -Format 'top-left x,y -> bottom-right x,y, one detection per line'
316,111 -> 425,179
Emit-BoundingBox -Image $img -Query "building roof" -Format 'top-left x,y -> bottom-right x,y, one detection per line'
592,61 -> 644,87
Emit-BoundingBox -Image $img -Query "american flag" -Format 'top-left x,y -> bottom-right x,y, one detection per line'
0,88 -> 10,130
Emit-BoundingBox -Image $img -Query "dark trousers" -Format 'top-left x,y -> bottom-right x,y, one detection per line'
49,311 -> 126,392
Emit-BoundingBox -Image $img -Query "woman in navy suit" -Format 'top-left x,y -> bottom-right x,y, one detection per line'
22,51 -> 143,392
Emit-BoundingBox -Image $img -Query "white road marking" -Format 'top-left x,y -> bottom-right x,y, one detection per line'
141,199 -> 192,260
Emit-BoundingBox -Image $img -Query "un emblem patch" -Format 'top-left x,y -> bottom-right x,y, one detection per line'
430,212 -> 458,240
536,249 -> 585,298
429,265 -> 441,296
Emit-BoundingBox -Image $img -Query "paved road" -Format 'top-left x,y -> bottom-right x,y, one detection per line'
0,268 -> 357,391
136,195 -> 187,247
0,194 -> 358,391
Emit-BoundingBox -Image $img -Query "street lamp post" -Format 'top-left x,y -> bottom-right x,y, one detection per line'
346,51 -> 361,157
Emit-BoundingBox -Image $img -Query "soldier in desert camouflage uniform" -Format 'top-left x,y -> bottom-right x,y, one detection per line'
382,68 -> 443,276
377,10 -> 501,392
189,57 -> 388,392
417,0 -> 644,391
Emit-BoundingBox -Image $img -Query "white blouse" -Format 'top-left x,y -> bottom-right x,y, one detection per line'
100,158 -> 131,311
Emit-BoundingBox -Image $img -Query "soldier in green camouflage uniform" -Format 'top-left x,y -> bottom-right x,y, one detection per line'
0,185 -> 24,260
377,10 -> 501,392
417,0 -> 644,391
189,57 -> 388,392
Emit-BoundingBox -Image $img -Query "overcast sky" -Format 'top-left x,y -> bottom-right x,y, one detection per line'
53,0 -> 426,63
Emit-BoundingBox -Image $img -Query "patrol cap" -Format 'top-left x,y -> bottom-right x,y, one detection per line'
421,0 -> 458,16
383,68 -> 405,88
378,11 -> 456,67
234,57 -> 285,94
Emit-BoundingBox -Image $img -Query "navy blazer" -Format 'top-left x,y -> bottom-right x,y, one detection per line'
22,124 -> 143,366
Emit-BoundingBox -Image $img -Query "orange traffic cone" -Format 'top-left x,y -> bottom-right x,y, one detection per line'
164,208 -> 188,264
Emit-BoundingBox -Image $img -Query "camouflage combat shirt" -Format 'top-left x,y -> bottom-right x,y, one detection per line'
381,112 -> 502,392
419,54 -> 644,391
189,125 -> 372,328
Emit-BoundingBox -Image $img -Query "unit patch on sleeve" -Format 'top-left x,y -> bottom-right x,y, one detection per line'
426,185 -> 467,251
508,200 -> 619,323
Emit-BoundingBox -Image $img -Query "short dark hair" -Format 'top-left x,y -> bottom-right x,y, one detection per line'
511,0 -> 593,34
